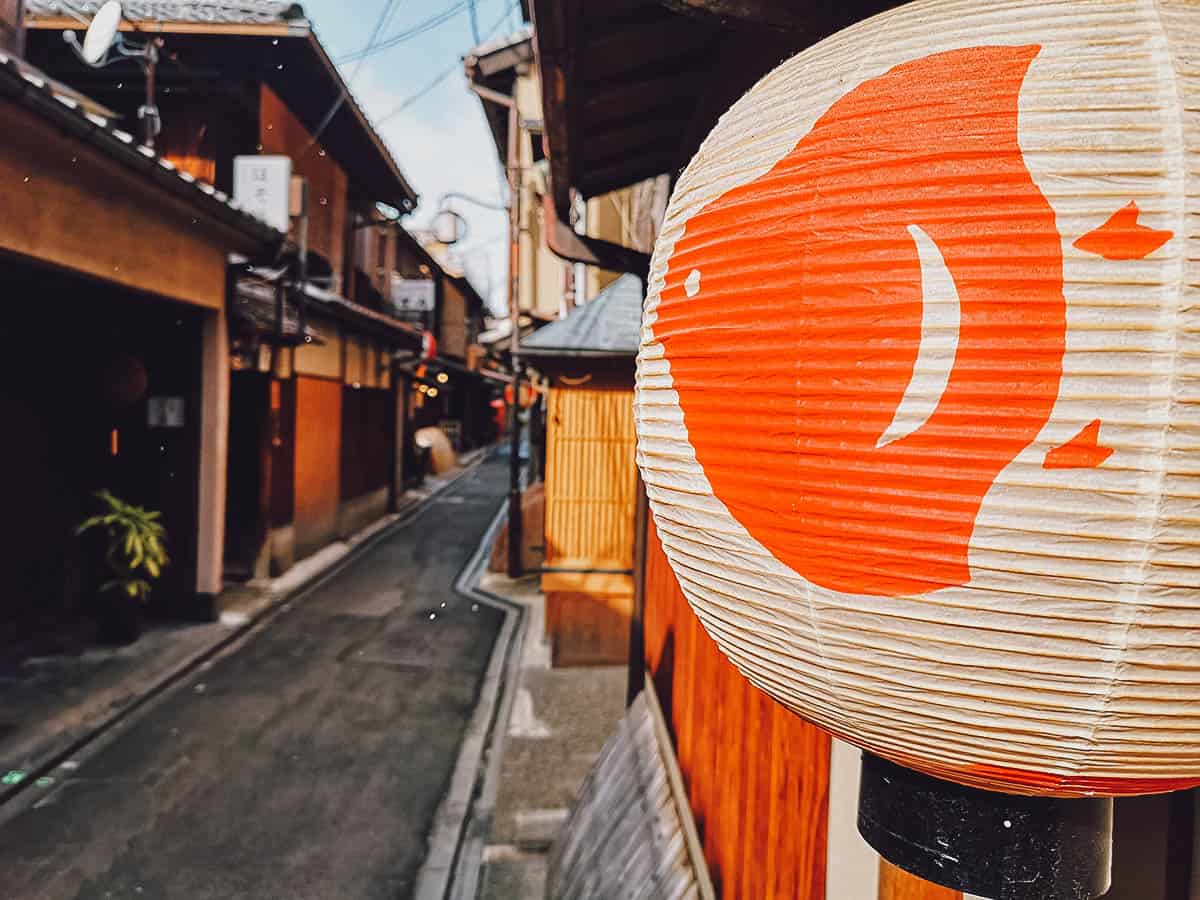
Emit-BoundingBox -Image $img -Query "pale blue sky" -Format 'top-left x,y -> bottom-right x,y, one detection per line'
303,0 -> 525,312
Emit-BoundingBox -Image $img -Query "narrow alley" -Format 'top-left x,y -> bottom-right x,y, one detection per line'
0,457 -> 509,900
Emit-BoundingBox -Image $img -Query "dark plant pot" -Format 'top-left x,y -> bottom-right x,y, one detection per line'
94,591 -> 143,646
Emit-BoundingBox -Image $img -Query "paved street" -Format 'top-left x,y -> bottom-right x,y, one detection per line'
0,457 -> 509,900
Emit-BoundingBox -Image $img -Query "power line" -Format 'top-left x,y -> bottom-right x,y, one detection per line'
467,0 -> 481,43
372,1 -> 518,128
337,1 -> 470,65
374,63 -> 460,126
349,0 -> 403,85
307,0 -> 405,152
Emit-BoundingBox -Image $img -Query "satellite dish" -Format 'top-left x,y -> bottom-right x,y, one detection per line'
81,1 -> 123,66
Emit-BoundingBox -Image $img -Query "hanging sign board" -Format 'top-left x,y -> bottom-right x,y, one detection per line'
635,0 -> 1200,799
233,155 -> 293,233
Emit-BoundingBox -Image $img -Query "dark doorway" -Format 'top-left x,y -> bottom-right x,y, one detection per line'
223,371 -> 271,581
0,256 -> 204,664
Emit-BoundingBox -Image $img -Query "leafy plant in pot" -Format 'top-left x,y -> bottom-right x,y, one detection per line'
76,491 -> 169,645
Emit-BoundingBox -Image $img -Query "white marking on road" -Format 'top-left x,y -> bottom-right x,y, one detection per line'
508,688 -> 552,739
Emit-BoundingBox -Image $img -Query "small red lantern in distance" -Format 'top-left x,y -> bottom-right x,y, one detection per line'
421,331 -> 438,361
636,0 -> 1200,798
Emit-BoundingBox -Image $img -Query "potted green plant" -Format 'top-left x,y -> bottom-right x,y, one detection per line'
76,491 -> 169,645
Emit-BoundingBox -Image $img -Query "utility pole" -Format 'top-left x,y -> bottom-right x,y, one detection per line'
505,99 -> 523,578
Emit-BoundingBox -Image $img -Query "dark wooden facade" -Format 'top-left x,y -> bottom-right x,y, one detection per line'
0,57 -> 278,657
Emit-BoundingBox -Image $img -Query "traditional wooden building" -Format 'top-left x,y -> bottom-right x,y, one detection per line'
0,41 -> 282,658
22,2 -> 432,580
521,274 -> 643,666
387,229 -> 493,457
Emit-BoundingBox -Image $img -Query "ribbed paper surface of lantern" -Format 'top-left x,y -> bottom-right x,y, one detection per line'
635,0 -> 1200,797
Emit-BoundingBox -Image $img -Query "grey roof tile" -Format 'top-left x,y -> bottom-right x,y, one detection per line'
26,1 -> 304,24
521,273 -> 643,358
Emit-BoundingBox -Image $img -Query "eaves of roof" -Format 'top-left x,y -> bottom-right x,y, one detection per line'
24,5 -> 419,211
0,48 -> 284,250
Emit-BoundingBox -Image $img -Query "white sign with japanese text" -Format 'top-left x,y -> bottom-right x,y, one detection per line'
233,155 -> 293,233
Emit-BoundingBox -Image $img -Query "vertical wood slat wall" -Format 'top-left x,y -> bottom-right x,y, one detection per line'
643,514 -> 831,899
544,384 -> 638,571
543,383 -> 639,665
643,514 -> 962,900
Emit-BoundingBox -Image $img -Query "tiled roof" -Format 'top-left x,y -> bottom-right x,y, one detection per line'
25,1 -> 306,25
521,273 -> 644,358
26,1 -> 418,211
0,49 -> 283,244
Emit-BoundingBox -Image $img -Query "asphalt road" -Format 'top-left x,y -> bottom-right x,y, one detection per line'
0,457 -> 509,900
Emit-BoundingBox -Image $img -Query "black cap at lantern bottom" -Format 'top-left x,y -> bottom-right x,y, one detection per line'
858,753 -> 1113,899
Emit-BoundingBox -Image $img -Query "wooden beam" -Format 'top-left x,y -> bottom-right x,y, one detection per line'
579,120 -> 690,166
529,0 -> 577,222
581,75 -> 697,128
655,0 -> 812,30
579,17 -> 712,78
579,154 -> 678,202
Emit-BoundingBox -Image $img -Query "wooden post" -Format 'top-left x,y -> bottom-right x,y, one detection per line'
196,302 -> 230,604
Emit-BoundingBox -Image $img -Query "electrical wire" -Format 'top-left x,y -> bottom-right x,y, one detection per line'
371,1 -> 519,128
337,1 -> 470,65
467,0 -> 481,43
349,0 -> 404,84
306,0 -> 406,152
373,62 -> 459,126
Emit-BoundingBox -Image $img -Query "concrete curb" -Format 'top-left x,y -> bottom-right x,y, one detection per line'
412,500 -> 531,900
0,453 -> 493,815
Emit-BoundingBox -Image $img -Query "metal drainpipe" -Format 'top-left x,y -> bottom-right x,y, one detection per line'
505,99 -> 523,578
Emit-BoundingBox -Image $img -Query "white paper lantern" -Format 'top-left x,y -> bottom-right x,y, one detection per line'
635,0 -> 1200,797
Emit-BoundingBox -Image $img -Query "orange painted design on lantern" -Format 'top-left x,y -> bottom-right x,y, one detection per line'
1043,420 -> 1112,470
1073,201 -> 1173,260
962,761 -> 1200,798
656,45 -> 1066,598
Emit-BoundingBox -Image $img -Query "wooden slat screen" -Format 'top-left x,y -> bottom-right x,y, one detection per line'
544,385 -> 637,572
